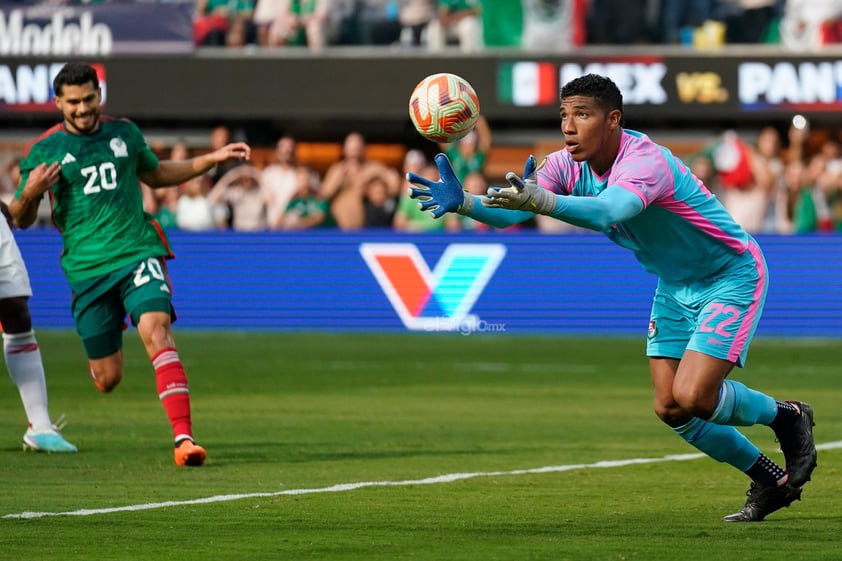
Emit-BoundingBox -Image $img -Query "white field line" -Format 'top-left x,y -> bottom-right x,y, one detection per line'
6,440 -> 842,520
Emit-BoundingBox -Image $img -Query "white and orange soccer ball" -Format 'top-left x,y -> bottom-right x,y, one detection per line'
408,73 -> 480,143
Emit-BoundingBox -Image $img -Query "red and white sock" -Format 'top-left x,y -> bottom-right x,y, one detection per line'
153,348 -> 193,443
3,331 -> 52,431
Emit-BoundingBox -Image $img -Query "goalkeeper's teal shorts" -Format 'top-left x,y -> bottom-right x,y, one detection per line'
645,244 -> 767,368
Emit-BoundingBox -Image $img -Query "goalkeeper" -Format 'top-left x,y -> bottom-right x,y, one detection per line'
407,73 -> 817,523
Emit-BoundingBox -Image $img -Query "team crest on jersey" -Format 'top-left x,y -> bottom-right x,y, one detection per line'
648,320 -> 657,339
110,137 -> 128,158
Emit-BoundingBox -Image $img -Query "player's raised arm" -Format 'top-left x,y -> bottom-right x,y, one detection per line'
140,142 -> 251,188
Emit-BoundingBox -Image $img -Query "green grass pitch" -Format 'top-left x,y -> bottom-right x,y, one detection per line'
1,331 -> 840,561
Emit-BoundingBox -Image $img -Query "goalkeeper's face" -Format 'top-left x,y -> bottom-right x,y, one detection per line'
559,95 -> 621,164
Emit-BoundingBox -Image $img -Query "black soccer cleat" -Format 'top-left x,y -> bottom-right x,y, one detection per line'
773,401 -> 817,487
722,482 -> 802,522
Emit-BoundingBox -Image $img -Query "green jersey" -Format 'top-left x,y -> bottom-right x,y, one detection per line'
18,117 -> 173,283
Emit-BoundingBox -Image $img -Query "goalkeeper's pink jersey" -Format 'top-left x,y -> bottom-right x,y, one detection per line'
538,129 -> 752,284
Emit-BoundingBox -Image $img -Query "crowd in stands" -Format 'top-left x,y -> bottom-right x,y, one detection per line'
692,120 -> 842,234
187,0 -> 842,51
3,116 -> 841,235
5,3 -> 842,234
13,0 -> 842,50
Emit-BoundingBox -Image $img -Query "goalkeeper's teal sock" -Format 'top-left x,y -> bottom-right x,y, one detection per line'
673,416 -> 759,471
707,380 -> 777,427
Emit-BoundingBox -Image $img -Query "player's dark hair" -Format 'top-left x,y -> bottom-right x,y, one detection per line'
561,74 -> 624,116
53,62 -> 99,96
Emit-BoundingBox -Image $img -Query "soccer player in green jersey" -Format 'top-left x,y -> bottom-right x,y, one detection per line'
9,62 -> 251,467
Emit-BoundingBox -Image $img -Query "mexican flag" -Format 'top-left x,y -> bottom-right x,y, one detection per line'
483,0 -> 586,49
488,1 -> 586,106
498,62 -> 558,106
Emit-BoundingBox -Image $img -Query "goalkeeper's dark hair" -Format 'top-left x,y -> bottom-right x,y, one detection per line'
54,62 -> 99,96
561,74 -> 624,117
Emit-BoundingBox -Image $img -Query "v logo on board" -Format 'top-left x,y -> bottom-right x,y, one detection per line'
359,243 -> 506,331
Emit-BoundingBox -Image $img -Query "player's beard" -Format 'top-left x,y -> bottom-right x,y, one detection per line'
67,110 -> 100,135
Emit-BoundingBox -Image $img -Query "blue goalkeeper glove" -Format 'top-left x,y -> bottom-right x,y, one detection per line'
406,153 -> 474,218
483,155 -> 555,214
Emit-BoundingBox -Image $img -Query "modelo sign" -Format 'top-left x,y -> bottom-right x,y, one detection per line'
0,7 -> 111,55
0,3 -> 193,56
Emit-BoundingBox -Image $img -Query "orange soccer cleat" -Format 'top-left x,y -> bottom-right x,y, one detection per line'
174,439 -> 207,467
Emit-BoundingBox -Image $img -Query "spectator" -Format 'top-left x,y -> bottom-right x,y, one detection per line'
208,163 -> 271,231
151,187 -> 180,231
827,171 -> 842,230
775,157 -> 827,234
227,0 -> 258,47
779,0 -> 842,49
718,0 -> 780,44
393,150 -> 460,231
362,172 -> 398,228
803,152 -> 835,230
329,0 -> 364,44
712,130 -> 770,234
262,135 -> 300,230
195,0 -> 256,47
279,165 -> 331,230
459,170 -> 491,231
1,157 -> 50,227
144,141 -> 190,230
752,126 -> 787,233
253,0 -> 331,50
194,0 -> 230,46
399,0 -> 435,46
690,153 -> 717,191
817,136 -> 842,176
357,0 -> 404,45
587,0 -> 650,44
660,0 -> 715,44
459,171 -> 529,232
818,136 -> 842,229
320,132 -> 401,230
439,114 -> 491,184
427,0 -> 482,51
252,0 -> 282,46
1,156 -> 21,206
177,176 -> 228,231
207,126 -> 241,185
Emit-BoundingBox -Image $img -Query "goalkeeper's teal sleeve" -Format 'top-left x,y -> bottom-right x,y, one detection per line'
546,187 -> 644,232
463,194 -> 535,228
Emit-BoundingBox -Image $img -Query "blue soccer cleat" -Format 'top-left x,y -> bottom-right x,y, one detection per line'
22,427 -> 78,453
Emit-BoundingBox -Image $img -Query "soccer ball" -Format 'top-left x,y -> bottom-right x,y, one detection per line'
408,73 -> 480,143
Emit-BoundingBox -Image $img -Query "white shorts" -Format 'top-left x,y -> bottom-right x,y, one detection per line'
0,219 -> 32,299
